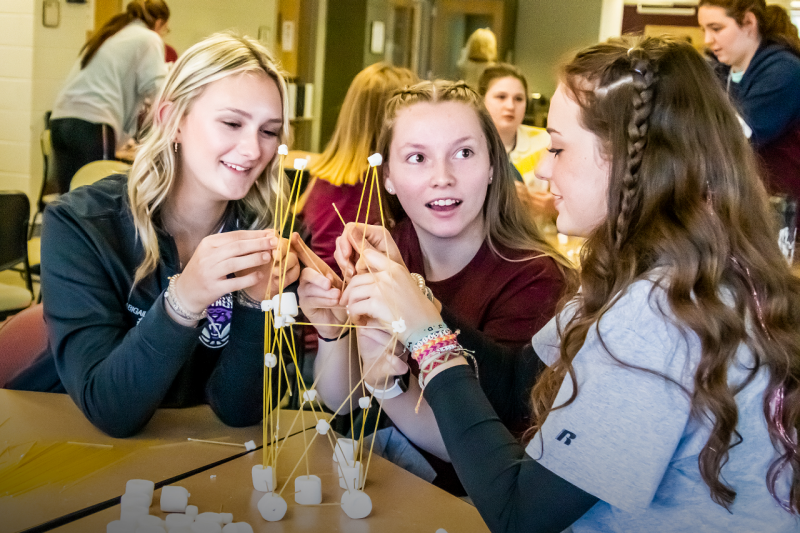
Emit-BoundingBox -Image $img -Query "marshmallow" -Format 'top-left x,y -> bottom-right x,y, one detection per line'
107,521 -> 136,533
315,418 -> 331,435
338,460 -> 364,491
125,480 -> 155,501
257,493 -> 287,522
436,530 -> 449,533
340,490 -> 372,519
391,319 -> 406,333
222,525 -> 253,533
271,293 -> 298,318
121,492 -> 151,508
251,464 -> 276,492
137,516 -> 164,529
264,353 -> 278,368
244,440 -> 256,451
294,475 -> 322,505
120,505 -> 149,523
185,506 -> 199,519
160,486 -> 190,513
169,528 -> 193,533
332,438 -> 357,465
278,144 -> 288,156
302,389 -> 317,403
190,522 -> 221,533
195,513 -> 223,526
260,300 -> 271,312
358,396 -> 371,409
293,158 -> 308,170
165,514 -> 194,529
367,153 -> 383,167
219,514 -> 232,525
135,525 -> 165,533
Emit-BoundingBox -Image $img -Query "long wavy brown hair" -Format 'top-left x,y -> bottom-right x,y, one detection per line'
529,36 -> 800,512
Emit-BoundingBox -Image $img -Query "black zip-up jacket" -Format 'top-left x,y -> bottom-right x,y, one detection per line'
11,175 -> 282,437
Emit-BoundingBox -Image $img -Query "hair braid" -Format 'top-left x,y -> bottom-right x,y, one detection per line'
615,55 -> 657,249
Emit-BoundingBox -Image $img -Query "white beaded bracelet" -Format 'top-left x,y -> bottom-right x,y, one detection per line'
165,274 -> 207,322
364,378 -> 405,400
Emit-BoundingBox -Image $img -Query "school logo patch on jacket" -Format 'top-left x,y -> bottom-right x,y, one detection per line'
200,294 -> 233,348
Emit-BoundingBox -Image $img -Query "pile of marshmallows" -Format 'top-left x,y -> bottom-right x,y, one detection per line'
106,480 -> 253,533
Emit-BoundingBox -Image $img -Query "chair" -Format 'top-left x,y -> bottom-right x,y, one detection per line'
0,192 -> 34,320
70,160 -> 131,191
29,127 -> 60,239
0,304 -> 47,388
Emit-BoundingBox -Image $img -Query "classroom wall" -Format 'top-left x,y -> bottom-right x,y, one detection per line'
165,0 -> 277,55
514,0 -> 603,98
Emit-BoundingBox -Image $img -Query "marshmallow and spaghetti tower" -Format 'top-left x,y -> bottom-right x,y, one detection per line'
251,146 -> 403,521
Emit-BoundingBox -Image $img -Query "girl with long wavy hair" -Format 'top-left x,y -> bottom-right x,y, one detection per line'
11,33 -> 299,438
50,0 -> 171,194
339,37 -> 800,531
300,80 -> 572,495
698,0 -> 800,201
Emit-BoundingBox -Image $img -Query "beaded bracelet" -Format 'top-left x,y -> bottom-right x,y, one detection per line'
406,322 -> 450,352
165,274 -> 207,322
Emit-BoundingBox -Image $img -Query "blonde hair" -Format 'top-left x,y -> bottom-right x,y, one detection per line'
377,80 -> 574,274
128,32 -> 290,284
309,63 -> 417,186
465,28 -> 497,63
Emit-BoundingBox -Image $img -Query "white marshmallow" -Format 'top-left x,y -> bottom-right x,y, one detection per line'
137,516 -> 164,529
121,492 -> 151,508
125,480 -> 155,500
294,475 -> 322,505
222,525 -> 253,533
293,158 -> 308,170
160,486 -> 190,513
367,153 -> 383,167
264,353 -> 278,368
219,513 -> 233,525
195,513 -> 223,525
270,293 -> 298,318
278,144 -> 288,156
185,505 -> 199,519
165,514 -> 194,529
358,396 -> 371,409
257,493 -> 287,522
251,464 -> 277,492
340,490 -> 372,519
260,300 -> 271,312
169,528 -> 193,533
436,530 -> 449,533
120,505 -> 149,523
244,440 -> 256,451
135,526 -> 165,533
332,438 -> 357,465
190,522 -> 221,533
302,389 -> 317,403
107,520 -> 136,533
315,418 -> 331,435
391,319 -> 406,333
338,460 -> 364,490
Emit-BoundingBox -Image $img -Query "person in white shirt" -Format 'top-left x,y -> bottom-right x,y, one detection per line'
49,0 -> 169,193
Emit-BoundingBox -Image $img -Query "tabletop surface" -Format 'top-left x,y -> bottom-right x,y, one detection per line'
68,429 -> 490,533
0,390 -> 317,533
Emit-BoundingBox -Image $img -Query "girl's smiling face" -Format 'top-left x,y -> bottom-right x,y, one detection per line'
535,84 -> 610,237
385,100 -> 492,243
176,71 -> 283,203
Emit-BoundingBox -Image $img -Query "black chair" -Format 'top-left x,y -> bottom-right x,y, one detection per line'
29,112 -> 57,239
0,192 -> 34,320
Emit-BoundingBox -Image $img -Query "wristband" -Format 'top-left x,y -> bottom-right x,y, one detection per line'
318,328 -> 351,342
405,322 -> 449,352
165,274 -> 207,322
364,371 -> 409,399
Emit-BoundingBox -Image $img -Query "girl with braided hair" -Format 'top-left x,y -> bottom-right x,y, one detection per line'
339,36 -> 800,531
699,0 -> 800,200
50,0 -> 171,194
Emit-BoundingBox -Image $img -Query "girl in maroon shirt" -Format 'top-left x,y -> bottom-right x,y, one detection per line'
299,80 -> 574,494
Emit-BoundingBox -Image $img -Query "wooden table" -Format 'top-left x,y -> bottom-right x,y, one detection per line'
0,390 -> 318,533
68,429 -> 490,532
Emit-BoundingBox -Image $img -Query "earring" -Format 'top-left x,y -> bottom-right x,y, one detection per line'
488,176 -> 493,184
173,142 -> 178,153
386,186 -> 395,194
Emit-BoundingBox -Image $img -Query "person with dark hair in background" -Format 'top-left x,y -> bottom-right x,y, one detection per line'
49,0 -> 170,194
699,0 -> 800,200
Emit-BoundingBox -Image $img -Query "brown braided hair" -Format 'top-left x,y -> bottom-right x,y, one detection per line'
528,35 -> 800,513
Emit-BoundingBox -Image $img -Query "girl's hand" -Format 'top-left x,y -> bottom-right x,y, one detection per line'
333,223 -> 406,279
238,234 -> 300,301
297,267 -> 348,339
340,249 -> 442,346
356,325 -> 408,387
174,230 -> 279,314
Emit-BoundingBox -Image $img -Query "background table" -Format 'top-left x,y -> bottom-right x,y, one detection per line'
0,390 -> 318,533
68,430 -> 490,532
